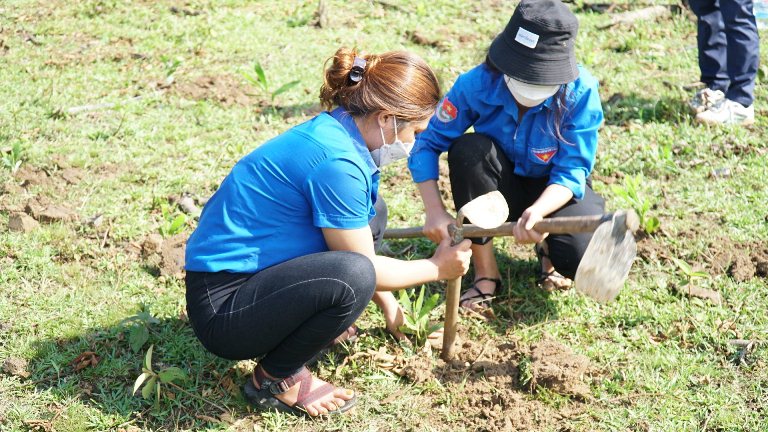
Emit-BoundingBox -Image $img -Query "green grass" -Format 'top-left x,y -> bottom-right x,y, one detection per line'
1,0 -> 767,430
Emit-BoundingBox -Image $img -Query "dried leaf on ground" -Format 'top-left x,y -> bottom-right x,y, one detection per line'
71,351 -> 100,372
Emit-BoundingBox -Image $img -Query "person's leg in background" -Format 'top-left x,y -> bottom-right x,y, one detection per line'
721,0 -> 759,107
693,0 -> 759,125
688,0 -> 729,113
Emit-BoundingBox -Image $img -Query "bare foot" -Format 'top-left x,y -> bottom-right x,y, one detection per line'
256,367 -> 355,416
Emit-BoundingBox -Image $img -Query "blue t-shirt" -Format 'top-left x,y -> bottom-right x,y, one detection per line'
408,64 -> 603,200
185,107 -> 380,273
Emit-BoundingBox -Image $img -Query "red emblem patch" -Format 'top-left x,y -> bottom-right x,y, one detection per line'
532,147 -> 557,163
436,98 -> 458,122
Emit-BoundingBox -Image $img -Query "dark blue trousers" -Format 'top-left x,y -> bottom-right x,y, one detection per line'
689,0 -> 760,106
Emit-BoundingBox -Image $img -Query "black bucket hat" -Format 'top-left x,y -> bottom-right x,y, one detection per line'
488,0 -> 579,85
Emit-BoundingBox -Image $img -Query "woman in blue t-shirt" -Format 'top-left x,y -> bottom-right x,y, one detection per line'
408,0 -> 606,310
184,48 -> 472,417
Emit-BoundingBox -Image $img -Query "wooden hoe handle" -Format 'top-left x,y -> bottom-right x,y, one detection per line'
441,223 -> 462,361
384,211 -> 638,239
441,277 -> 461,361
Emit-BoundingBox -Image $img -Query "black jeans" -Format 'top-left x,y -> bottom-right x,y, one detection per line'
448,133 -> 605,279
185,199 -> 386,378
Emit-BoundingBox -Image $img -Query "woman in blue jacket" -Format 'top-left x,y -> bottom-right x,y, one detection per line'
185,48 -> 472,416
408,0 -> 605,310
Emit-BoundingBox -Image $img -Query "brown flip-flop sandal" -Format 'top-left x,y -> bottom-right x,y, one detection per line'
244,365 -> 357,416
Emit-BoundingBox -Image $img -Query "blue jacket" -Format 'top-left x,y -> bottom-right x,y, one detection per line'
408,63 -> 603,199
185,107 -> 379,273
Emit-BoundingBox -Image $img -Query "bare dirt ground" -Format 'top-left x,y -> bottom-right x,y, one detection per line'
637,230 -> 768,281
395,334 -> 591,431
173,75 -> 255,106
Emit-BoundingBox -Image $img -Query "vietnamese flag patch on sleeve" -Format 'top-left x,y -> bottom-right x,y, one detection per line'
436,97 -> 458,122
532,147 -> 557,163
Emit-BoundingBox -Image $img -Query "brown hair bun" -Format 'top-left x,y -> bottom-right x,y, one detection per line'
319,47 -> 440,123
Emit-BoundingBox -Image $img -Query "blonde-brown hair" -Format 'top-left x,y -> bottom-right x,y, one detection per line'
319,47 -> 441,123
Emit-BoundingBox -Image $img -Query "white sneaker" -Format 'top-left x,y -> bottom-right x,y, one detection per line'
695,99 -> 755,126
689,88 -> 725,114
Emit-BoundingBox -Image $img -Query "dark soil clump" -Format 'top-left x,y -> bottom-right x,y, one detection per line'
529,338 -> 592,398
159,233 -> 186,278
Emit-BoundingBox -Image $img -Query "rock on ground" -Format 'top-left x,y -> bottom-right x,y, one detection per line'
8,213 -> 39,232
2,357 -> 30,378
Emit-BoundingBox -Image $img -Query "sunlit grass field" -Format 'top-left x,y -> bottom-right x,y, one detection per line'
1,1 -> 766,430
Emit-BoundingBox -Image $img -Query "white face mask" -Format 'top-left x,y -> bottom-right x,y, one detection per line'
504,75 -> 560,108
370,118 -> 415,167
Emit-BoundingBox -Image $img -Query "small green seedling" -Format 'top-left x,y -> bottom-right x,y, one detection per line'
398,286 -> 442,346
2,142 -> 24,173
671,257 -> 710,288
611,173 -> 661,234
161,55 -> 182,79
119,305 -> 159,353
158,202 -> 187,237
133,345 -> 189,405
242,62 -> 300,102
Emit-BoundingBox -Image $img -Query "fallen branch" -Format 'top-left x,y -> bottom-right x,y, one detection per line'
728,339 -> 765,347
61,96 -> 143,115
166,381 -> 228,413
602,391 -> 686,404
314,0 -> 328,28
370,0 -> 407,12
599,5 -> 670,29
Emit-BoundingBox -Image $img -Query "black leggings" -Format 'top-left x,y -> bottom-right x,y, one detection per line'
185,199 -> 386,378
448,133 -> 605,279
186,251 -> 376,378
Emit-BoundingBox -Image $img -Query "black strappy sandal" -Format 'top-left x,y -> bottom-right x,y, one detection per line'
459,277 -> 503,310
534,243 -> 572,292
244,365 -> 357,417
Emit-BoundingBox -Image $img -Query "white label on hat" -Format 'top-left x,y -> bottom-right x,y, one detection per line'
515,27 -> 539,49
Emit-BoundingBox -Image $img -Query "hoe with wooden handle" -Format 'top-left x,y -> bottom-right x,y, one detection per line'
386,202 -> 639,358
440,191 -> 509,361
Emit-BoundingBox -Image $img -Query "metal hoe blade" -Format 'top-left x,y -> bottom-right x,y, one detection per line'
457,190 -> 509,229
574,212 -> 637,303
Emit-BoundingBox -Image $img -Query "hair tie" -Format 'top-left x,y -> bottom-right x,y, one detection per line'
348,57 -> 367,83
